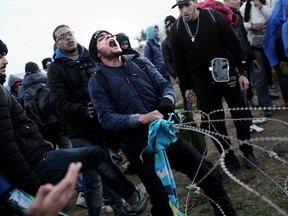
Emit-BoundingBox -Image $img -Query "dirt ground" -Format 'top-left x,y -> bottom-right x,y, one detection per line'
62,89 -> 288,216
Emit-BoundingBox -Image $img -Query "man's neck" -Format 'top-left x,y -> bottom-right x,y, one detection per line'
192,9 -> 200,20
102,56 -> 123,67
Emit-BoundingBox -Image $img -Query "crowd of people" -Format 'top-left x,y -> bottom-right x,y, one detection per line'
0,0 -> 287,215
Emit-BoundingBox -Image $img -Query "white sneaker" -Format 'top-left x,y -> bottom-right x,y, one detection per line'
76,192 -> 87,208
250,124 -> 264,133
102,205 -> 113,213
252,118 -> 266,125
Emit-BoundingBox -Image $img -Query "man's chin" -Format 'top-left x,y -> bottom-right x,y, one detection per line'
65,47 -> 77,54
113,51 -> 123,57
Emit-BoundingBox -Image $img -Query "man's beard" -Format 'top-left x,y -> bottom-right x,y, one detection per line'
104,50 -> 123,60
65,47 -> 77,54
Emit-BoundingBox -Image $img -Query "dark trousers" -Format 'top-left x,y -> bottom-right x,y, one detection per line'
193,76 -> 252,154
31,146 -> 135,201
124,135 -> 236,216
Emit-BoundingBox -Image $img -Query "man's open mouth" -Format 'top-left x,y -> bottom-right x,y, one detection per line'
109,39 -> 117,47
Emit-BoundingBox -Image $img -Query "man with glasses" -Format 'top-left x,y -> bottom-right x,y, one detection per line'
47,25 -> 132,216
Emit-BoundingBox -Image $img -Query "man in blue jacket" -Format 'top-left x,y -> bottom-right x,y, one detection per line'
143,25 -> 171,82
88,30 -> 236,216
264,0 -> 288,107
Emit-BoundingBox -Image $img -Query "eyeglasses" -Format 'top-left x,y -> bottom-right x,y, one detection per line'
56,31 -> 74,42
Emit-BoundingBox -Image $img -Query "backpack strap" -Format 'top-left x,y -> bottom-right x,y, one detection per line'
207,8 -> 216,23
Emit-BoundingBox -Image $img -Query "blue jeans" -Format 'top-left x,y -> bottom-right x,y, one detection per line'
31,146 -> 134,216
252,49 -> 272,108
71,138 -> 124,214
70,138 -> 101,216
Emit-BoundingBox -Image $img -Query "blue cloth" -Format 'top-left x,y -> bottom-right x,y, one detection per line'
140,113 -> 185,216
263,0 -> 288,66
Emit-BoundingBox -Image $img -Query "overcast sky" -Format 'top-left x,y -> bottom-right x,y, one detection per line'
0,0 -> 180,79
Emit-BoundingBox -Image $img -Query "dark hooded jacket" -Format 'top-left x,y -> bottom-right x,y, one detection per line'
18,71 -> 47,106
47,44 -> 102,140
0,85 -> 48,195
116,33 -> 140,56
88,55 -> 176,152
8,74 -> 22,98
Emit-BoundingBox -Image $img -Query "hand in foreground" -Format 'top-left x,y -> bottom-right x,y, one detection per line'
26,162 -> 82,216
138,110 -> 164,125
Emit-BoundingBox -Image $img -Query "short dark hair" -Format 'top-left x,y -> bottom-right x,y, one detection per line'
25,62 -> 40,73
52,24 -> 70,42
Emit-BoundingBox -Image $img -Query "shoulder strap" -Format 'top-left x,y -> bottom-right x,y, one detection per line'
132,58 -> 147,74
95,72 -> 110,94
207,8 -> 216,23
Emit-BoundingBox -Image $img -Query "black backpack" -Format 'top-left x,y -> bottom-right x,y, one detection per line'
24,83 -> 61,138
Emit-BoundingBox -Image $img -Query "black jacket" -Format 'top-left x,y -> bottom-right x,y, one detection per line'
0,85 -> 47,195
161,35 -> 178,79
170,8 -> 247,91
48,45 -> 102,141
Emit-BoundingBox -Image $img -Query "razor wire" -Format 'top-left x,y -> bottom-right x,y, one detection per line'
174,106 -> 288,216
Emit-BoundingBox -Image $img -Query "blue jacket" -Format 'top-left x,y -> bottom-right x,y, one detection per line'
263,0 -> 288,66
143,26 -> 170,81
88,55 -> 176,152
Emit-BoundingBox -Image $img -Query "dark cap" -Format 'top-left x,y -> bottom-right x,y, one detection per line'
25,61 -> 40,74
89,30 -> 113,63
164,15 -> 176,28
171,0 -> 190,9
0,40 -> 8,54
42,57 -> 52,70
115,33 -> 131,47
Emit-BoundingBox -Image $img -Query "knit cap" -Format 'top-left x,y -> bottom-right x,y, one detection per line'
89,30 -> 113,63
0,40 -> 8,54
164,15 -> 176,28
